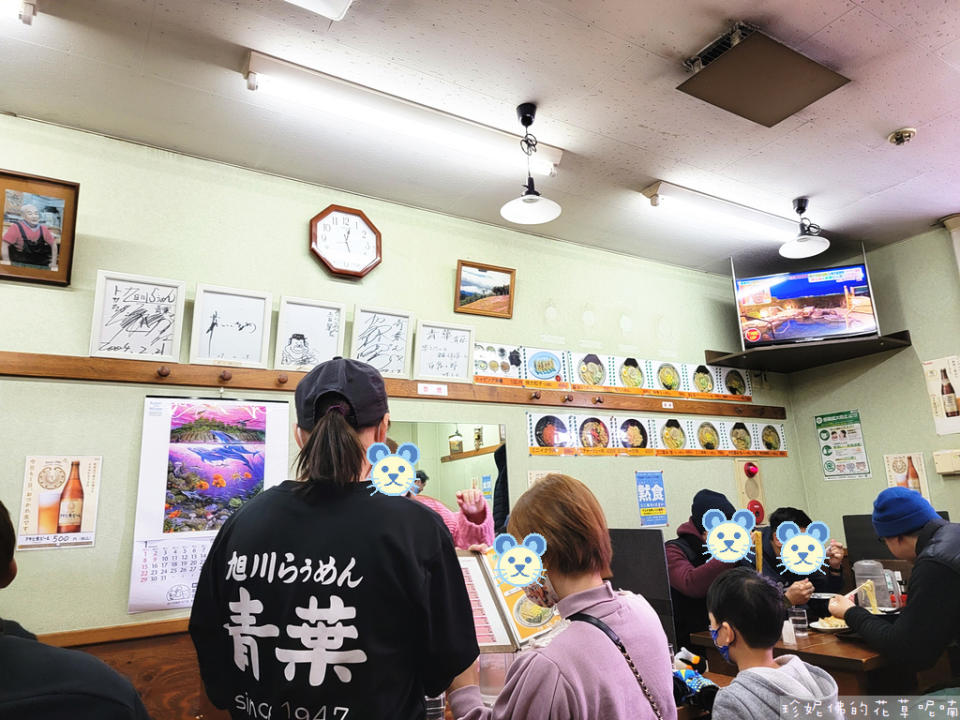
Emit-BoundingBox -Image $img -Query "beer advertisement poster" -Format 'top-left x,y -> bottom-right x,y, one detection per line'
127,397 -> 289,613
17,456 -> 101,550
883,453 -> 930,500
922,356 -> 960,436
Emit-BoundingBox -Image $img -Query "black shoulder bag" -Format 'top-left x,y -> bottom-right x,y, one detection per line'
568,612 -> 664,720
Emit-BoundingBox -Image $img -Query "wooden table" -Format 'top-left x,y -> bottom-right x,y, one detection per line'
690,630 -> 943,695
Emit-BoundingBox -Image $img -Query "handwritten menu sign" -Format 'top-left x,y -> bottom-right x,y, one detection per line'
414,320 -> 474,382
90,271 -> 185,362
351,305 -> 414,378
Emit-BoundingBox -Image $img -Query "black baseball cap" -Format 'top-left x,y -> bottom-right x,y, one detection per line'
294,357 -> 389,431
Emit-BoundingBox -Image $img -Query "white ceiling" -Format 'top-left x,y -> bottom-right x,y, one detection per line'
1,0 -> 958,274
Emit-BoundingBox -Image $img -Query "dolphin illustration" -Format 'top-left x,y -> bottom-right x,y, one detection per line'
211,430 -> 236,443
188,447 -> 230,465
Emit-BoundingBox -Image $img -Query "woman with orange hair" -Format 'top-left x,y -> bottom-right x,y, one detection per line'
448,473 -> 676,720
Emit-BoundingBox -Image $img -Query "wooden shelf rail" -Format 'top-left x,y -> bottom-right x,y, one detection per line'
0,351 -> 786,419
440,444 -> 502,463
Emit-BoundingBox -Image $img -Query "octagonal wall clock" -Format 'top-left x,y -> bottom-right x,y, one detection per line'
309,204 -> 382,278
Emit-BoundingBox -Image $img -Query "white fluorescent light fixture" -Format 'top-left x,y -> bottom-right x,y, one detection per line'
19,1 -> 35,25
641,181 -> 797,242
243,51 -> 563,178
281,0 -> 355,21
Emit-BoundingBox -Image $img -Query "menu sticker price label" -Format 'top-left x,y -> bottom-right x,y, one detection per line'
417,382 -> 449,397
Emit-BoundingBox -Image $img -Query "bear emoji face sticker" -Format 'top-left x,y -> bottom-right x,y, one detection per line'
776,521 -> 829,576
367,442 -> 419,496
702,508 -> 756,563
492,532 -> 547,589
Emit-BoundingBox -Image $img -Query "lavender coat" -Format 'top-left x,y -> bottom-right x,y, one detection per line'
449,582 -> 677,720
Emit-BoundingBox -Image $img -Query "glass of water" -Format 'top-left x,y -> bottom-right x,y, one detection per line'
788,606 -> 809,638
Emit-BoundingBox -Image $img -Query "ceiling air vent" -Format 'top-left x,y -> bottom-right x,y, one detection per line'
677,22 -> 849,128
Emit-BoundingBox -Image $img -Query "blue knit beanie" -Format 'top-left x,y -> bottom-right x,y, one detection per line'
691,489 -> 735,533
872,487 -> 940,538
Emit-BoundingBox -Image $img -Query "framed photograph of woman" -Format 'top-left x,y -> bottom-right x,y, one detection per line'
454,260 -> 516,319
274,296 -> 347,372
1,169 -> 79,286
189,284 -> 273,369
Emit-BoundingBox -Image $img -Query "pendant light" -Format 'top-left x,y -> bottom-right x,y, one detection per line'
779,197 -> 830,259
500,103 -> 562,225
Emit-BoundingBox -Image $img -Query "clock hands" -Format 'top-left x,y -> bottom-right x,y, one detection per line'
344,226 -> 352,252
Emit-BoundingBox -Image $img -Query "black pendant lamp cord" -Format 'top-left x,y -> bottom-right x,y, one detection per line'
520,130 -> 539,189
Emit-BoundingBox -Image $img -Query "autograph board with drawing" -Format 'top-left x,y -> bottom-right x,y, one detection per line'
189,284 -> 272,369
274,296 -> 346,372
89,270 -> 186,362
350,305 -> 414,378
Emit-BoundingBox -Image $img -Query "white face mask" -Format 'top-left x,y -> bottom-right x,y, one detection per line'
522,572 -> 560,608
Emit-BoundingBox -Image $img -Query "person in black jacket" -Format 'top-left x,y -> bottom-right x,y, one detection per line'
760,507 -> 845,606
492,443 -> 509,534
0,500 -> 152,719
829,487 -> 960,684
190,358 -> 478,720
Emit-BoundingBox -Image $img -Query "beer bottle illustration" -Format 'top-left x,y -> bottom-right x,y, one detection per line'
906,456 -> 921,492
941,369 -> 958,418
57,461 -> 84,533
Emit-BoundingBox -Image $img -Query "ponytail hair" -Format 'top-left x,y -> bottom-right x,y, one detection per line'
294,394 -> 377,501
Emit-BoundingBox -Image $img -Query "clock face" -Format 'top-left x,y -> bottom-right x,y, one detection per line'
310,206 -> 381,277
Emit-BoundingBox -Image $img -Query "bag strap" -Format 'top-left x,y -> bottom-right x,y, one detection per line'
569,612 -> 664,720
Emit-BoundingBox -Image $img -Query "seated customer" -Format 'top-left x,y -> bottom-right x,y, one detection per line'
666,489 -> 742,647
408,470 -> 494,549
761,507 -> 844,605
0,500 -> 152,719
829,487 -> 960,678
448,473 -> 676,720
708,568 -> 841,720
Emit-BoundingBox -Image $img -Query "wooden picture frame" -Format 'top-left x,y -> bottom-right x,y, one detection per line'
189,284 -> 273,369
454,260 -> 516,319
413,319 -> 475,383
350,304 -> 414,378
89,270 -> 186,363
0,169 -> 79,286
274,296 -> 346,372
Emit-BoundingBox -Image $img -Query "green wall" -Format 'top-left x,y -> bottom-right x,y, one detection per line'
790,229 -> 960,537
0,115 -> 807,633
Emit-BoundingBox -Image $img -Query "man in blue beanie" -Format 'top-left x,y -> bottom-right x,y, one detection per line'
666,489 -> 745,648
828,487 -> 960,681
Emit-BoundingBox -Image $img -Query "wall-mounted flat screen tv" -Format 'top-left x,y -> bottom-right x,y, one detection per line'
735,263 -> 879,349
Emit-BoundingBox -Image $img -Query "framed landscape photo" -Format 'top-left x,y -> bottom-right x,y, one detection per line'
189,284 -> 273,369
454,260 -> 516,319
0,169 -> 79,286
350,304 -> 414,378
274,296 -> 346,372
89,270 -> 186,362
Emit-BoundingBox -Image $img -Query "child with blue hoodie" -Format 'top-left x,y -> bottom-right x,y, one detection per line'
707,568 -> 842,720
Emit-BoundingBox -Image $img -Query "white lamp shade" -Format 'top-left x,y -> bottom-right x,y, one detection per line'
779,233 -> 831,259
500,194 -> 562,224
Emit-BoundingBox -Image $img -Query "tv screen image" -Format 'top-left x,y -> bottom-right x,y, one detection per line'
735,263 -> 878,348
